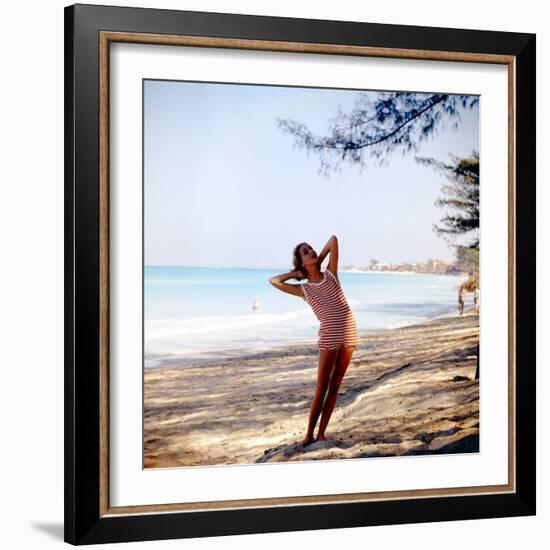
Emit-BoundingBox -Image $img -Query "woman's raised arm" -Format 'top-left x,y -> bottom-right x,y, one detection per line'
318,235 -> 339,279
269,270 -> 306,299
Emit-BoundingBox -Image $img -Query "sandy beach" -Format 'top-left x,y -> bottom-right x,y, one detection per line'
144,311 -> 479,468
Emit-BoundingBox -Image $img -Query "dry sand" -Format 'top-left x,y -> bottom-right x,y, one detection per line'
144,311 -> 479,468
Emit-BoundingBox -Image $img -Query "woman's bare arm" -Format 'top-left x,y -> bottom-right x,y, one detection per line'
269,270 -> 306,299
318,235 -> 339,280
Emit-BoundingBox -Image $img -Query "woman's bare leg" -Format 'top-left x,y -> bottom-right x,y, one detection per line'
301,349 -> 338,446
316,347 -> 355,441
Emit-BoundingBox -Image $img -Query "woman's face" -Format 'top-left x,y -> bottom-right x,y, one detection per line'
299,243 -> 318,268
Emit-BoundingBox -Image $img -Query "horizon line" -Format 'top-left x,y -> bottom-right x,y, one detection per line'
144,259 -> 457,270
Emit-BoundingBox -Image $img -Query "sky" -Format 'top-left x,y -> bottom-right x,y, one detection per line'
144,80 -> 479,269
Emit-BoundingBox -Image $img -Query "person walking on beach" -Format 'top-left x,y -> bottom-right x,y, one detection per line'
458,285 -> 466,315
269,235 -> 357,447
474,287 -> 480,314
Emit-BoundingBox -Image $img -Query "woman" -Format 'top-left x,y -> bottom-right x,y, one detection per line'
269,235 -> 357,446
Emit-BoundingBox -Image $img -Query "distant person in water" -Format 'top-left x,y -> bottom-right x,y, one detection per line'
269,235 -> 357,447
458,285 -> 466,315
252,294 -> 261,312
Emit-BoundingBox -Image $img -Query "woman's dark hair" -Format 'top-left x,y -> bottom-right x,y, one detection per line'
292,242 -> 309,281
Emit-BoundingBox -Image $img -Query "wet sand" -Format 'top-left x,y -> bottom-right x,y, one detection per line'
144,311 -> 479,468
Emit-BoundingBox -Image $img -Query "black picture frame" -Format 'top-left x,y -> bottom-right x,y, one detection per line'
64,3 -> 536,545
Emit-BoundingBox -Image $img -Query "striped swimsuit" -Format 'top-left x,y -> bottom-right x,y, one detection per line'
302,270 -> 358,350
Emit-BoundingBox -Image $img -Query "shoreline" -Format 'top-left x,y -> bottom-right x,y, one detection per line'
144,311 -> 479,468
145,305 -> 473,370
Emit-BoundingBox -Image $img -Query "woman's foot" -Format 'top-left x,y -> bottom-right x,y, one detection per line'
315,434 -> 327,442
300,435 -> 314,447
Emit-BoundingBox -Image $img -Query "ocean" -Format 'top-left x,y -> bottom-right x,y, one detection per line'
144,266 -> 466,367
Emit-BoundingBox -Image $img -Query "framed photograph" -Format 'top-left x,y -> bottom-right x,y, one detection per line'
64,3 -> 536,545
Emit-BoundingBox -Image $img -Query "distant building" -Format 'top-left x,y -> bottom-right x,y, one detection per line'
351,259 -> 461,275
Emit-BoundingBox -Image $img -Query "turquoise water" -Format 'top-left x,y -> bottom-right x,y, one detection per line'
144,266 -> 465,366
